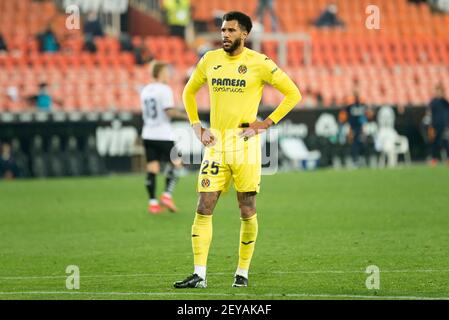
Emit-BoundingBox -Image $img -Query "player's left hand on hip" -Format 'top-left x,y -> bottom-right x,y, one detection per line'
239,119 -> 273,138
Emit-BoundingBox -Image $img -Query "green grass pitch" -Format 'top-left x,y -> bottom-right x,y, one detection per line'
1,166 -> 449,300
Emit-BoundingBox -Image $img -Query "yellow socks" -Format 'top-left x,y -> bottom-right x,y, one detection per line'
191,213 -> 258,280
191,213 -> 213,279
236,214 -> 258,278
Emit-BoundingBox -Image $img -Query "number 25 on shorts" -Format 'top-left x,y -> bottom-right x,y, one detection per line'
200,160 -> 220,175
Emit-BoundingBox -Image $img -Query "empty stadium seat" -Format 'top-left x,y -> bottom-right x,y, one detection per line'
1,0 -> 448,111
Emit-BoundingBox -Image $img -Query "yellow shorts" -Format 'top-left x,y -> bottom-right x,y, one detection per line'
197,139 -> 261,194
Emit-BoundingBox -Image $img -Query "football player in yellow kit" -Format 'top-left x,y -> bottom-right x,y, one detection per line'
174,11 -> 302,288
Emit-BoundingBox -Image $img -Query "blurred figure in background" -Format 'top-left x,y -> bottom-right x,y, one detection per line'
331,109 -> 351,168
30,135 -> 48,178
6,85 -> 19,103
162,0 -> 191,39
256,0 -> 279,32
83,11 -> 104,53
5,85 -> 22,111
119,33 -> 134,52
37,26 -> 59,52
0,33 -> 8,52
11,139 -> 30,178
35,83 -> 53,111
84,135 -> 105,176
84,34 -> 97,53
140,61 -> 189,214
314,3 -> 345,28
191,36 -> 213,59
315,91 -> 324,108
346,89 -> 367,167
420,110 -> 434,160
428,83 -> 449,166
363,106 -> 379,168
84,11 -> 104,38
213,10 -> 226,28
66,136 -> 84,176
48,135 -> 65,177
26,83 -> 53,111
0,142 -> 20,179
134,40 -> 154,65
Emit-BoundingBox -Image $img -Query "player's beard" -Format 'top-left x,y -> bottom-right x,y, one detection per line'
223,38 -> 241,53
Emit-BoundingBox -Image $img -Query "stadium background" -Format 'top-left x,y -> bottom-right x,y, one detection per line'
1,0 -> 449,302
1,0 -> 448,177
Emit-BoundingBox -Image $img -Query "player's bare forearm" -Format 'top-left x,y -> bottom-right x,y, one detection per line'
165,108 -> 190,121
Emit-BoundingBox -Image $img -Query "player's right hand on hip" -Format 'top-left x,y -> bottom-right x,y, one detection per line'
193,123 -> 216,147
200,128 -> 216,147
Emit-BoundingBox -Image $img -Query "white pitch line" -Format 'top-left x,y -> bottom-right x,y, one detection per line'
0,291 -> 448,300
2,269 -> 449,281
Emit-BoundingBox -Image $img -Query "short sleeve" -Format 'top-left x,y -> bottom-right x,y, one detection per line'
161,86 -> 175,109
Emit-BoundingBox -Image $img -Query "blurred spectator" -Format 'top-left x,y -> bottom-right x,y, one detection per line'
31,83 -> 53,111
11,139 -> 30,178
247,18 -> 264,50
428,83 -> 449,165
191,36 -> 213,59
84,135 -> 106,175
313,91 -> 323,108
5,85 -> 22,110
30,135 -> 48,178
330,109 -> 351,168
428,0 -> 449,12
84,34 -> 97,53
251,18 -> 264,36
134,42 -> 153,65
328,97 -> 338,109
256,0 -> 279,32
162,0 -> 191,39
119,33 -> 134,52
84,11 -> 104,37
346,90 -> 367,166
66,136 -> 84,176
213,10 -> 225,28
83,12 -> 104,53
420,110 -> 433,159
302,88 -> 316,108
302,89 -> 324,108
37,27 -> 59,52
363,107 -> 379,167
315,113 -> 338,166
0,34 -> 7,52
0,142 -> 20,179
6,86 -> 19,102
134,42 -> 154,65
48,135 -> 65,177
314,3 -> 345,28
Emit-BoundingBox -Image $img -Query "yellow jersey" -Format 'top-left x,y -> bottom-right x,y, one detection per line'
183,47 -> 301,151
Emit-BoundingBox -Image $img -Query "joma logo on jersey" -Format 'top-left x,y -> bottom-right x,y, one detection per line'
211,78 -> 246,87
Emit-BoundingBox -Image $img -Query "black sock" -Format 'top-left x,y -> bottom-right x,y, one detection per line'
146,172 -> 156,200
165,167 -> 179,195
